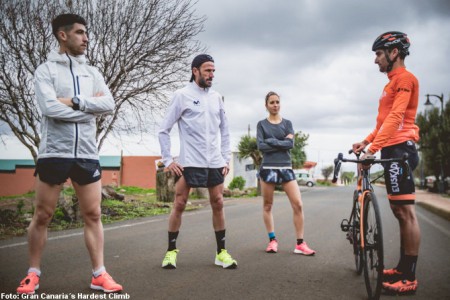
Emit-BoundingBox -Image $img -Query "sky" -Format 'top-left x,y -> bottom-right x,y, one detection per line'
1,0 -> 450,175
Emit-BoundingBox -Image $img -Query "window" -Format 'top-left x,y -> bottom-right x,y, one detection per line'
245,164 -> 255,171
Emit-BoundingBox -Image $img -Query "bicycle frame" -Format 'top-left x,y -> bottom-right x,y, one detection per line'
335,150 -> 409,250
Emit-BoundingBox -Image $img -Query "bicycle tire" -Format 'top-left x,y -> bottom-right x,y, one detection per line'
362,192 -> 384,300
352,191 -> 363,275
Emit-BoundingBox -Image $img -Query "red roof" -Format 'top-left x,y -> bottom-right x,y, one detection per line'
303,161 -> 317,169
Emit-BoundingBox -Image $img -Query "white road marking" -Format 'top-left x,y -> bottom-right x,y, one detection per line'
0,210 -> 209,250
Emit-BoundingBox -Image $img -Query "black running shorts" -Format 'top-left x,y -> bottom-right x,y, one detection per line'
179,167 -> 225,188
34,158 -> 102,185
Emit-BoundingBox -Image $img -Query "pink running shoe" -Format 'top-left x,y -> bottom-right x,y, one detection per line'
294,242 -> 316,256
90,271 -> 123,293
266,239 -> 278,253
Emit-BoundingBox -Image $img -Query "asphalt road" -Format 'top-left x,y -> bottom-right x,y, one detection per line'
1,186 -> 449,300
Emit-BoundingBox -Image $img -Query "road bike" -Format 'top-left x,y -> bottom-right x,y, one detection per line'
332,150 -> 409,300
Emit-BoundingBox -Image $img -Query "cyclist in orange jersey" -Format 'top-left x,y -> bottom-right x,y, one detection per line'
352,31 -> 420,295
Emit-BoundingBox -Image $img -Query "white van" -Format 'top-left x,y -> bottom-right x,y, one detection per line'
294,171 -> 316,187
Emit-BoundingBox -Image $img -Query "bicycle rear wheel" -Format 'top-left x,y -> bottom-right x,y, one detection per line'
363,192 -> 384,300
352,191 -> 363,275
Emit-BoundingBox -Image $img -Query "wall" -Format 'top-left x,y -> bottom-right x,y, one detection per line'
0,156 -> 161,196
0,168 -> 35,196
225,152 -> 257,189
120,156 -> 160,189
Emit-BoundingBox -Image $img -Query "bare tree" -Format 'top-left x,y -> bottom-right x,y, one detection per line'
0,0 -> 205,161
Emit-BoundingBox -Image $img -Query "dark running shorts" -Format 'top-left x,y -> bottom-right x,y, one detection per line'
259,168 -> 295,184
178,167 -> 225,188
34,158 -> 102,185
381,141 -> 419,205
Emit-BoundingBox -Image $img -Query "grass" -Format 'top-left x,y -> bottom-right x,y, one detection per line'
0,186 -> 207,239
0,191 -> 35,201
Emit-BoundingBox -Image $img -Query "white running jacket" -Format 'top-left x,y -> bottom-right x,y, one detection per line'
158,82 -> 230,168
35,50 -> 114,160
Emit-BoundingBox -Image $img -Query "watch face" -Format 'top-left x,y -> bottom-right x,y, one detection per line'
72,97 -> 80,110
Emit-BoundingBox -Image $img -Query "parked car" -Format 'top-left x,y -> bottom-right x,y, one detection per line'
425,175 -> 450,192
425,176 -> 436,190
294,172 -> 316,187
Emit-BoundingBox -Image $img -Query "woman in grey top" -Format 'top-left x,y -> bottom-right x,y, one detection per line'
257,91 -> 316,255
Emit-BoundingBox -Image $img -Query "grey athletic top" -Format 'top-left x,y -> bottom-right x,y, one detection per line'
256,118 -> 294,168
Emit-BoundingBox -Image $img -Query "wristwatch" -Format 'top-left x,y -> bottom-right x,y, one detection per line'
71,96 -> 80,110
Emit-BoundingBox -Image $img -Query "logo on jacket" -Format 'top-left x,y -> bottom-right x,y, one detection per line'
193,100 -> 200,106
379,91 -> 387,102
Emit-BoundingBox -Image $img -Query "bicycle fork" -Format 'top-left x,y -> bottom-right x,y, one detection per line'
359,190 -> 371,250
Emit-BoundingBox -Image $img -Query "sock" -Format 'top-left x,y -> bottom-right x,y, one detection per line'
92,266 -> 105,278
28,267 -> 41,277
297,239 -> 304,245
168,231 -> 179,251
396,247 -> 405,272
215,229 -> 226,254
268,232 -> 276,241
403,255 -> 418,281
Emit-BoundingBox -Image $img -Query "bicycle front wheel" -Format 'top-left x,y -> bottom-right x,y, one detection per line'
363,192 -> 384,300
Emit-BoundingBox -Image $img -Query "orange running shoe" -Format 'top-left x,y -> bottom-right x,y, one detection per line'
17,272 -> 40,294
383,268 -> 403,283
90,271 -> 123,293
382,279 -> 418,295
266,240 -> 278,253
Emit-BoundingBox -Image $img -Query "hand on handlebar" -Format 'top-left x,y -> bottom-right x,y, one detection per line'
352,140 -> 368,155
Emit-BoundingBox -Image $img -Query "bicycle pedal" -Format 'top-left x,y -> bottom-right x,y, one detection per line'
340,219 -> 350,232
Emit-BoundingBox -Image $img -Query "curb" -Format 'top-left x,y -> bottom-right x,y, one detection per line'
417,201 -> 450,221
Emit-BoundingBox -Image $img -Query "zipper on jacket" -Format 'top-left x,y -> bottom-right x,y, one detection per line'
67,53 -> 79,158
205,93 -> 211,167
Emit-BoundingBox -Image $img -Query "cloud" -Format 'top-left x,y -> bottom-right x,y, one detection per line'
189,0 -> 450,172
1,0 -> 449,175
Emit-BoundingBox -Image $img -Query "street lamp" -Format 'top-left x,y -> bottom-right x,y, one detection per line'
424,93 -> 446,193
424,93 -> 444,113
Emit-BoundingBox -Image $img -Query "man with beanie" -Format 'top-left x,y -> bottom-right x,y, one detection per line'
158,54 -> 237,269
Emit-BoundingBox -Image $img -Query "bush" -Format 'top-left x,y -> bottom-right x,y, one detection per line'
228,176 -> 246,190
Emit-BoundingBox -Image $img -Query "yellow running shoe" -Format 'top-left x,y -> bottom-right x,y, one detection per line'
215,249 -> 237,269
162,249 -> 179,269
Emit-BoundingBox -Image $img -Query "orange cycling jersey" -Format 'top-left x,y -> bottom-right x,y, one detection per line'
365,67 -> 420,153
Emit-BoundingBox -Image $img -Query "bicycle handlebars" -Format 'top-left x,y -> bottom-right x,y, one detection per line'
331,150 -> 409,184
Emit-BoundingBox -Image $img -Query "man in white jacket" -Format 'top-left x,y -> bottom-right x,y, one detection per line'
159,54 -> 237,269
16,14 -> 122,294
